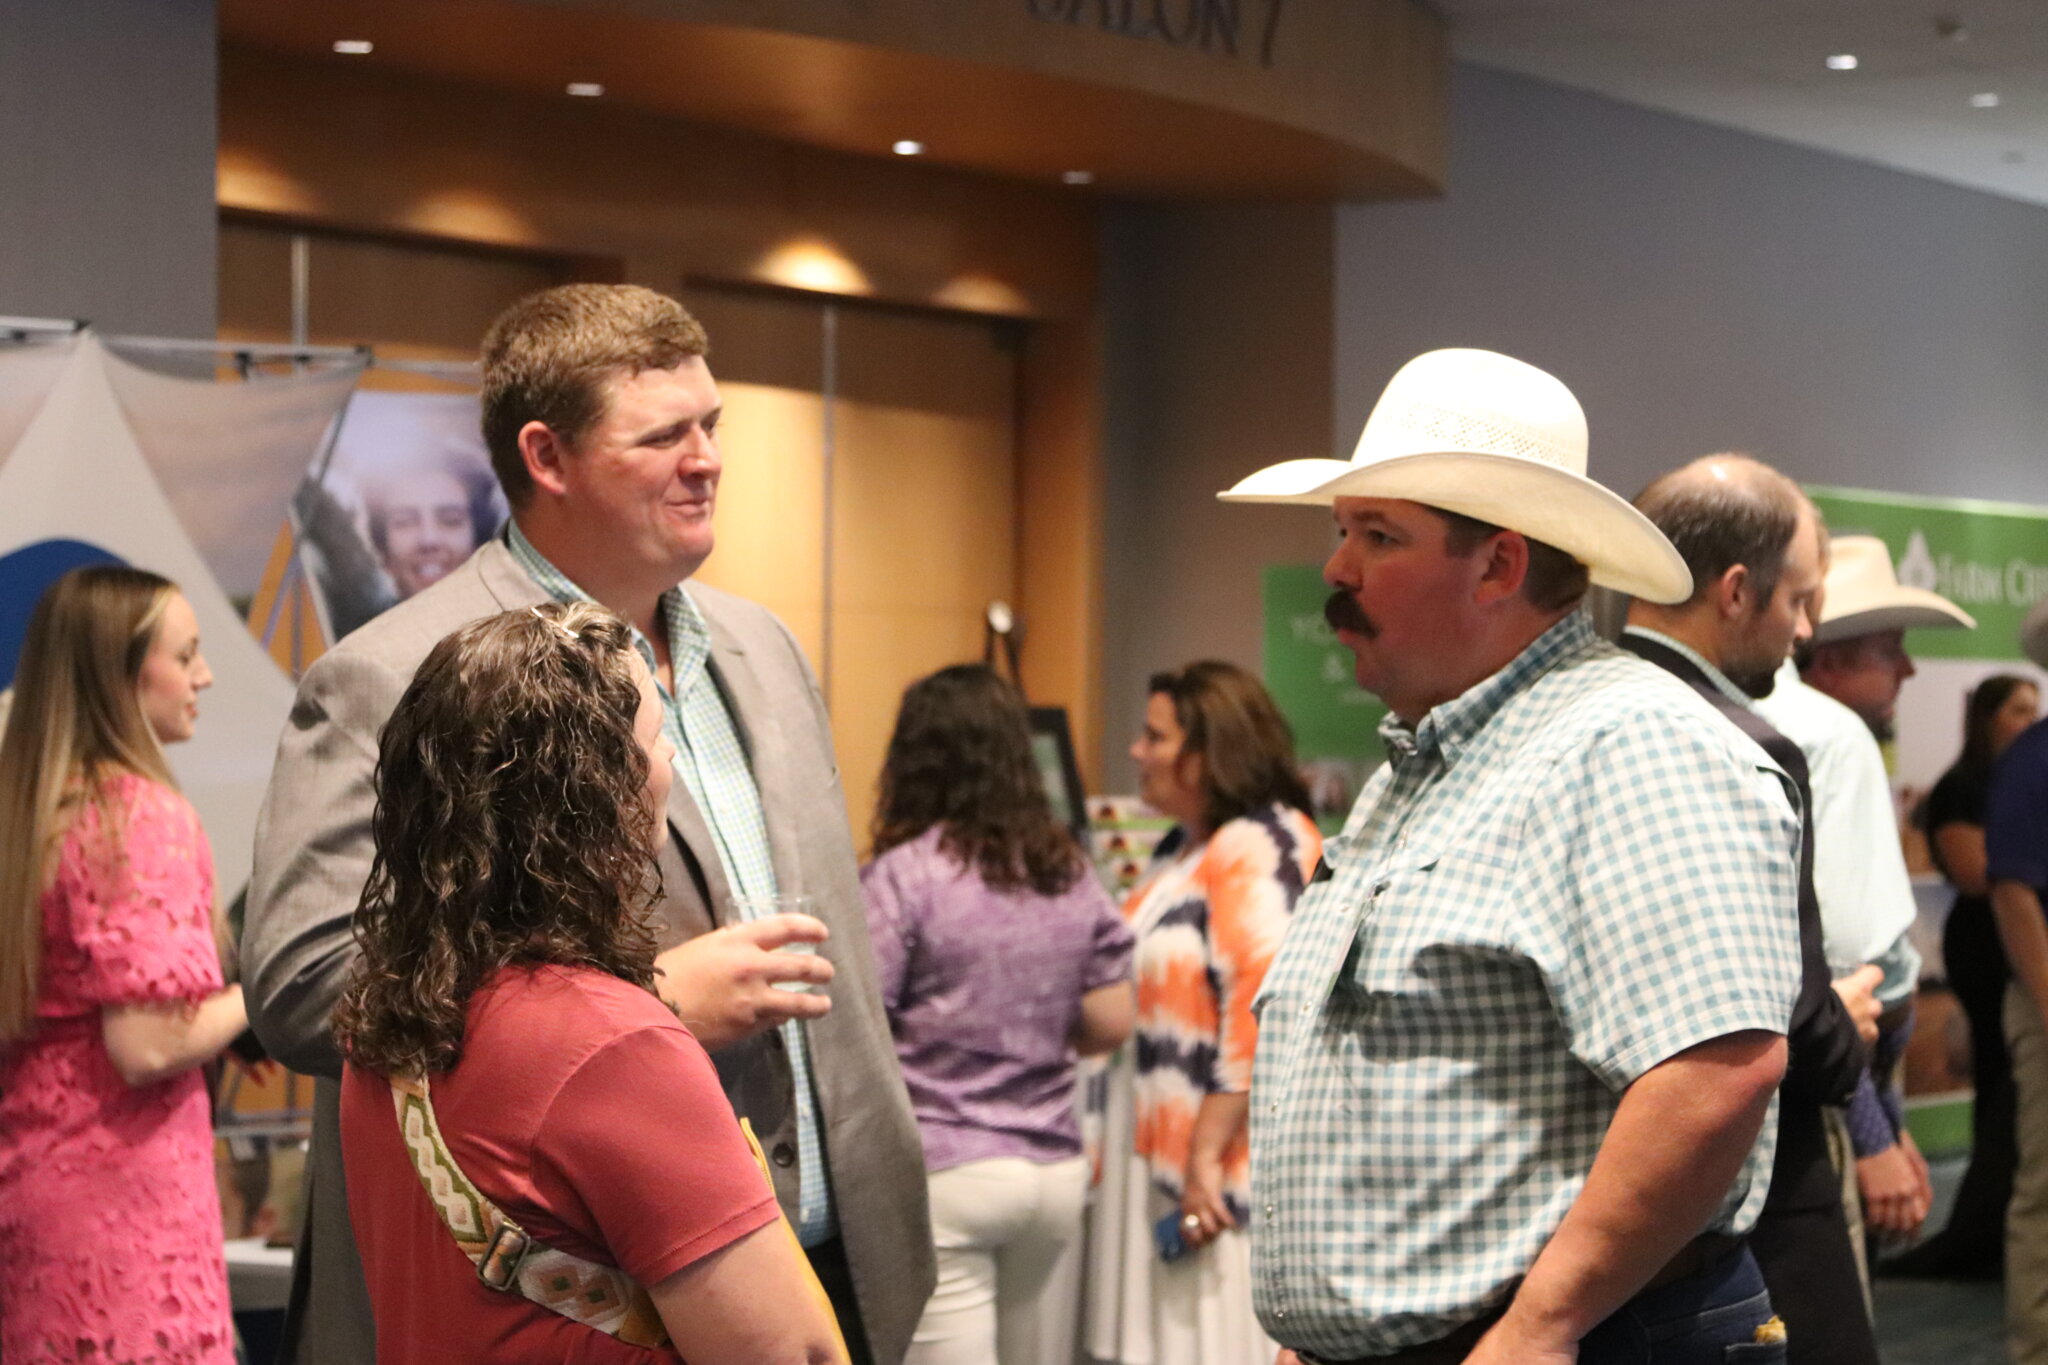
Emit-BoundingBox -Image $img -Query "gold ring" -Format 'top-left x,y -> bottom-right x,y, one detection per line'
1182,1214 -> 1201,1229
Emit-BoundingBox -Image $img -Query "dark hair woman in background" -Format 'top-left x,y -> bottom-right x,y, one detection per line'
0,567 -> 241,1364
1084,661 -> 1320,1365
863,664 -> 1135,1365
334,603 -> 844,1364
1897,673 -> 2042,1279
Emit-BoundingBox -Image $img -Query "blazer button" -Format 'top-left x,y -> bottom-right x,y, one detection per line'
771,1142 -> 797,1168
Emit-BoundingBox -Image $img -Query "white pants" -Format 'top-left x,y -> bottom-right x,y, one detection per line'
908,1155 -> 1091,1365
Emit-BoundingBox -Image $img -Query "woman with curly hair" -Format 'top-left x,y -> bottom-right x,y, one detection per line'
334,603 -> 844,1364
1085,661 -> 1319,1365
862,664 -> 1135,1365
0,566 -> 240,1365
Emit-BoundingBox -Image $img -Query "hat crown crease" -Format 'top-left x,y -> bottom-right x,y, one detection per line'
1371,395 -> 1584,474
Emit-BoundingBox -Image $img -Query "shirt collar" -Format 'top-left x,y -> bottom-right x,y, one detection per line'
1377,610 -> 1598,771
1621,624 -> 1756,711
503,519 -> 711,698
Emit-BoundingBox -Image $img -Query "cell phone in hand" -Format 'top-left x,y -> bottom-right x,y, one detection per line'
1153,1210 -> 1191,1262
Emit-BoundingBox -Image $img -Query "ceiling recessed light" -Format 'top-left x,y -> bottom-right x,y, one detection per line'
333,39 -> 373,55
1061,170 -> 1095,186
566,82 -> 605,97
893,139 -> 925,156
1970,92 -> 2001,108
1826,53 -> 1859,71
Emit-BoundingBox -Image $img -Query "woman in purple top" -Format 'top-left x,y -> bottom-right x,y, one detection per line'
862,665 -> 1136,1365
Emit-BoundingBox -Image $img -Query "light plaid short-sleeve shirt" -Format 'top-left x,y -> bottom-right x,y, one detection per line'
1248,611 -> 1802,1359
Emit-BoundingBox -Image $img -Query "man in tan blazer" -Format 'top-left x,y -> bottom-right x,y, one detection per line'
244,284 -> 933,1365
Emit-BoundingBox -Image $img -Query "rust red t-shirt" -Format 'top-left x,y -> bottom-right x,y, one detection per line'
340,964 -> 781,1363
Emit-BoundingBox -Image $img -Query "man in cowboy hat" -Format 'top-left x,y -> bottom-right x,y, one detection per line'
1623,459 -> 1892,1365
1228,350 -> 1809,1365
1758,535 -> 1977,1274
1798,535 -> 1976,741
1990,596 -> 2048,1362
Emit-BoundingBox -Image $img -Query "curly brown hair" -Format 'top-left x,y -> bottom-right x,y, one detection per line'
333,603 -> 663,1078
870,665 -> 1083,897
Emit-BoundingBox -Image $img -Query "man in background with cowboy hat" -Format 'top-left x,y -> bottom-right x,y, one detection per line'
1798,534 -> 1976,742
1759,534 -> 1977,1279
1228,349 -> 1809,1365
1989,596 -> 2048,1363
1624,459 -> 1891,1365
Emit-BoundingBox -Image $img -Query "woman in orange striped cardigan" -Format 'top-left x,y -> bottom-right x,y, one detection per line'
1084,661 -> 1321,1365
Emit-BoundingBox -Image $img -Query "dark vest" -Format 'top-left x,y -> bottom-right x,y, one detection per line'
1619,632 -> 1868,1212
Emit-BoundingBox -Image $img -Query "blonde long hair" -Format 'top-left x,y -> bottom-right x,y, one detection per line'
0,567 -> 180,1042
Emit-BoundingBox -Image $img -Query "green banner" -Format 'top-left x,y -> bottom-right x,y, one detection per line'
1808,486 -> 2048,662
1261,564 -> 1387,827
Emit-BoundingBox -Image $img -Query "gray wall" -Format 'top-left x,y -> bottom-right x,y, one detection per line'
1337,66 -> 2048,508
1099,64 -> 2048,790
1098,203 -> 1337,787
1,0 -> 218,336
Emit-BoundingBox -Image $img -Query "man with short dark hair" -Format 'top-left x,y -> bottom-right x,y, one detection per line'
1627,454 -> 1884,1365
1225,350 -> 1808,1365
245,284 -> 934,1365
1989,598 -> 2048,1363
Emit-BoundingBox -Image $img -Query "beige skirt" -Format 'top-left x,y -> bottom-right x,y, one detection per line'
1080,1052 -> 1279,1365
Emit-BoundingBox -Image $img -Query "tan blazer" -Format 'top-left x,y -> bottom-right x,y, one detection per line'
243,537 -> 934,1365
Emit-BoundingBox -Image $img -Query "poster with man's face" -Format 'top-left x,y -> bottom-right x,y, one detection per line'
294,390 -> 507,642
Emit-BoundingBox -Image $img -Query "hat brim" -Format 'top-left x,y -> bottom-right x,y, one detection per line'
1219,450 -> 1694,605
1814,593 -> 1976,644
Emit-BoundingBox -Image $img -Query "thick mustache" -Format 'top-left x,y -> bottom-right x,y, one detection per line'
1324,590 -> 1376,638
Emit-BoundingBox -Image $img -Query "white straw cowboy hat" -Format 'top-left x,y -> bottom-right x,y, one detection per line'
2023,597 -> 2048,671
1218,348 -> 1693,604
1813,535 -> 1975,644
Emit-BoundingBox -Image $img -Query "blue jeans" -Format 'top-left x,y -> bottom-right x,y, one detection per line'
1577,1245 -> 1787,1365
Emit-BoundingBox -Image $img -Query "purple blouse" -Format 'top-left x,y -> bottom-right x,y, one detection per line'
861,827 -> 1135,1172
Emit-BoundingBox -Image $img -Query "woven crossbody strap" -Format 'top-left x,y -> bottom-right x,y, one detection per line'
390,1075 -> 671,1349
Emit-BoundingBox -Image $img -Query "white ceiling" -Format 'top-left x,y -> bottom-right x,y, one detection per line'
1437,0 -> 2048,207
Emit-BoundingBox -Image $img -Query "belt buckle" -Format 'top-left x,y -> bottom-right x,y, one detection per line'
477,1220 -> 532,1292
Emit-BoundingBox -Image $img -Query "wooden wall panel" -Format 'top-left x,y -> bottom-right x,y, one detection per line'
218,218 -> 567,391
218,47 -> 1104,782
684,288 -> 830,672
218,47 -> 1098,324
830,309 -> 1019,843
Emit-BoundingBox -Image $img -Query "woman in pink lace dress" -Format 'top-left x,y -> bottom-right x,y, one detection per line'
0,566 -> 246,1364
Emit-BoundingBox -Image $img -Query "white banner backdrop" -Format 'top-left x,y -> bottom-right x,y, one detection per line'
105,343 -> 363,602
0,334 -> 361,895
0,338 -> 79,477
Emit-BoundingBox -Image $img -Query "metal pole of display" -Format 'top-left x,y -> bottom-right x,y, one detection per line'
0,315 -> 88,342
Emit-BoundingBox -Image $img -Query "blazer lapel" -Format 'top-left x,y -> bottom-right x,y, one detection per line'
701,608 -> 805,903
473,536 -> 554,612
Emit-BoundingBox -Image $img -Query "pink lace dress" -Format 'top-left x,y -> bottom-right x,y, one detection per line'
0,773 -> 234,1364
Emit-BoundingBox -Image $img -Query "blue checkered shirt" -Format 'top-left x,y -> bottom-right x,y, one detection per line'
1248,611 -> 1802,1358
507,522 -> 836,1245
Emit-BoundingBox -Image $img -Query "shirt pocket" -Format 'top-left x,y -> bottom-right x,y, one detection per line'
1343,842 -> 1537,1015
1339,845 -> 1446,1001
